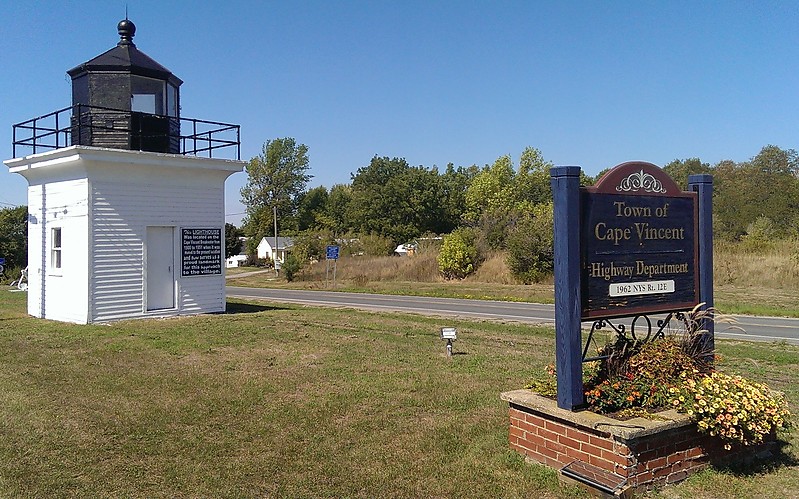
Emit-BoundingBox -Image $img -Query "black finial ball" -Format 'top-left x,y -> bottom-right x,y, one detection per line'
117,19 -> 136,44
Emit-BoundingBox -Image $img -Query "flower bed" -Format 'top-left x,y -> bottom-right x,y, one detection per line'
514,308 -> 791,494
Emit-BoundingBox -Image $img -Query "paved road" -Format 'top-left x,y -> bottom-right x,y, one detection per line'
226,286 -> 799,345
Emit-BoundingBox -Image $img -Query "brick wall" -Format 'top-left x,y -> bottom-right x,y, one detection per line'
508,402 -> 772,490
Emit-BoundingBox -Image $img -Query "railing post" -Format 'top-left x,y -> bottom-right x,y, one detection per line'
32,118 -> 37,155
550,166 -> 584,411
688,174 -> 714,362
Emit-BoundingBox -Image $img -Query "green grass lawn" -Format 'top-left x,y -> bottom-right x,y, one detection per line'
1,291 -> 798,497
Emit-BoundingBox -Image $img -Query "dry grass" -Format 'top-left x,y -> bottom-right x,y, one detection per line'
714,240 -> 799,315
715,240 -> 799,288
227,241 -> 799,316
295,250 -> 525,286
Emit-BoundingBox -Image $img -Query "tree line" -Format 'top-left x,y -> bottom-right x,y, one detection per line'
1,142 -> 796,283
239,139 -> 799,282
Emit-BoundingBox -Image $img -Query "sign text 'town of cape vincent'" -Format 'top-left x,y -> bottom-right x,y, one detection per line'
580,164 -> 699,319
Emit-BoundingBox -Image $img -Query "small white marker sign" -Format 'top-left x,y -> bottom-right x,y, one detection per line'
609,279 -> 675,297
440,327 -> 457,340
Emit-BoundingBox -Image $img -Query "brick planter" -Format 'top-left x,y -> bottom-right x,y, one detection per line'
501,390 -> 776,495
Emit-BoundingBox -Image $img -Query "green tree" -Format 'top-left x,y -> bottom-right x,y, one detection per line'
240,138 -> 312,239
348,156 -> 446,244
462,155 -> 516,225
317,183 -> 352,235
0,206 -> 28,272
296,186 -> 329,231
515,147 -> 553,205
663,158 -> 712,188
463,148 -> 554,251
440,163 -> 478,232
292,228 -> 335,262
224,223 -> 243,258
506,202 -> 554,284
714,146 -> 799,239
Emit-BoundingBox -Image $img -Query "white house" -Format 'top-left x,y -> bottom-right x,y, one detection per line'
225,253 -> 248,268
226,237 -> 249,268
257,236 -> 294,264
5,146 -> 243,324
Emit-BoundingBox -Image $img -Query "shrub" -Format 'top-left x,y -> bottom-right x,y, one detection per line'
475,207 -> 514,252
740,216 -> 777,252
282,254 -> 301,282
1,265 -> 24,285
360,233 -> 395,256
506,202 -> 554,284
437,228 -> 480,279
245,256 -> 270,268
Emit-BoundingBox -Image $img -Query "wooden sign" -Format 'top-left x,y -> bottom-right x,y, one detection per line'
181,227 -> 222,276
580,162 -> 699,319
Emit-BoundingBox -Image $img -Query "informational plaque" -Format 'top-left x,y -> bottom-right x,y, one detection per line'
181,227 -> 222,276
580,163 -> 699,319
326,245 -> 340,260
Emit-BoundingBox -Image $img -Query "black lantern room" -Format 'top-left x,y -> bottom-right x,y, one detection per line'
67,19 -> 182,154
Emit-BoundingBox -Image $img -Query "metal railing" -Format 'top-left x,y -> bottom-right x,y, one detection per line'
12,104 -> 240,160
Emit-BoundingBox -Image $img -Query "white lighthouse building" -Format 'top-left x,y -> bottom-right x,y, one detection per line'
5,19 -> 244,323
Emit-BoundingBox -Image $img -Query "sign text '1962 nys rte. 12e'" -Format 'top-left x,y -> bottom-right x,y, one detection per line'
580,163 -> 699,319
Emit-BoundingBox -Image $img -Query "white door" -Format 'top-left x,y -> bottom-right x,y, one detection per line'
146,226 -> 175,310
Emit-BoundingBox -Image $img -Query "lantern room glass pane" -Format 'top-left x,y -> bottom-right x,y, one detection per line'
131,94 -> 156,113
167,83 -> 178,117
130,75 -> 165,115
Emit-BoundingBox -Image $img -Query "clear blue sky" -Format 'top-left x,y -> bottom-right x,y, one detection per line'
2,1 -> 798,226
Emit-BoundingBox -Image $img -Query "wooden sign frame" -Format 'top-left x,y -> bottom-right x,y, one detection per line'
580,162 -> 699,319
550,162 -> 714,411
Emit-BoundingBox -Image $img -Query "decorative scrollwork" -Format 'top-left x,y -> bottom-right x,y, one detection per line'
582,312 -> 684,363
616,169 -> 667,193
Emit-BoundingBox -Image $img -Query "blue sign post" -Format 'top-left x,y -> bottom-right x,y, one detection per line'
688,174 -> 714,358
326,245 -> 340,287
550,167 -> 584,410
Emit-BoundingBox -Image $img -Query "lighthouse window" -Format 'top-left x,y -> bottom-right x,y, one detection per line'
130,76 -> 165,115
131,94 -> 157,114
167,83 -> 178,117
51,227 -> 62,270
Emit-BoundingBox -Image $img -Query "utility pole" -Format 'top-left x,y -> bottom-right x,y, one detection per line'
273,205 -> 279,277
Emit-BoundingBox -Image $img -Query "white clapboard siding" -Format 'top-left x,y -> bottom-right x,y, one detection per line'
25,184 -> 44,318
7,146 -> 243,324
179,276 -> 226,313
25,178 -> 90,323
90,178 -> 225,321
